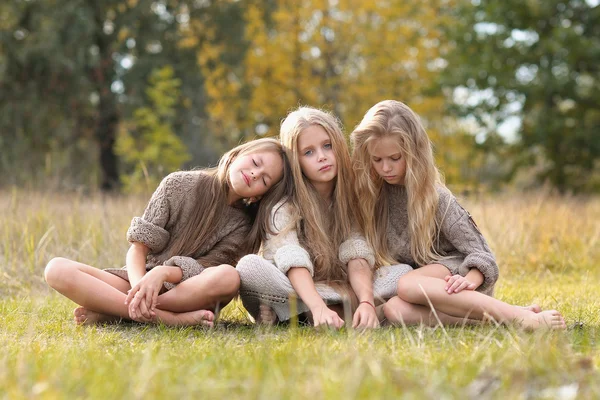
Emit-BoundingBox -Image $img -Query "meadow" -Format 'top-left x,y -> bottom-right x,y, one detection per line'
1,188 -> 599,399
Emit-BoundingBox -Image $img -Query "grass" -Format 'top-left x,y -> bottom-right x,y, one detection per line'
1,187 -> 599,399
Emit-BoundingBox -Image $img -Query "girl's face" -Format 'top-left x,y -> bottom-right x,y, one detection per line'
369,136 -> 406,185
297,125 -> 337,185
228,150 -> 284,202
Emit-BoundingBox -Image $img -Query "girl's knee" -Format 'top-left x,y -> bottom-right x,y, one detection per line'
396,274 -> 424,304
207,264 -> 240,296
44,257 -> 75,289
236,255 -> 264,276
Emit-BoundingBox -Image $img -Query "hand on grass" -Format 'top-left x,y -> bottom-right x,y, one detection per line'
311,305 -> 344,329
444,274 -> 477,294
352,302 -> 380,329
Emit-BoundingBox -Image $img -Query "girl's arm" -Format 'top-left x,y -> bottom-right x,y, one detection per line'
125,242 -> 150,288
438,190 -> 499,294
287,268 -> 344,329
265,201 -> 343,328
347,258 -> 379,329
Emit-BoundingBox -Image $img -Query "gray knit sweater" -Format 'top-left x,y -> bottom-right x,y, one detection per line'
261,200 -> 375,278
386,184 -> 499,295
106,171 -> 251,290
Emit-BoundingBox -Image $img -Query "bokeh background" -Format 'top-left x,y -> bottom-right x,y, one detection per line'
1,0 -> 599,193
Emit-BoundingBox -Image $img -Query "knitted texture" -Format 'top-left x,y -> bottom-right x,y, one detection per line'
386,184 -> 499,296
105,171 -> 251,289
261,200 -> 315,274
339,232 -> 376,267
238,254 -> 412,321
261,200 -> 374,277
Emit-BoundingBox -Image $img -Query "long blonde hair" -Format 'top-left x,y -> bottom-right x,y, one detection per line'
351,100 -> 442,267
280,107 -> 356,282
165,137 -> 292,262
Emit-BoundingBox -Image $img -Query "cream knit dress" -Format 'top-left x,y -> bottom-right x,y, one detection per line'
237,200 -> 412,321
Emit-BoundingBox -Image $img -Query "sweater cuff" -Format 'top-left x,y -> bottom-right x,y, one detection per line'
339,237 -> 375,268
458,254 -> 499,295
274,245 -> 314,276
127,217 -> 170,253
163,256 -> 204,283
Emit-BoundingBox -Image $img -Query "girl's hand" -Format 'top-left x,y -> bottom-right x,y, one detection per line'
310,305 -> 345,329
352,302 -> 380,329
444,274 -> 477,294
126,267 -> 166,320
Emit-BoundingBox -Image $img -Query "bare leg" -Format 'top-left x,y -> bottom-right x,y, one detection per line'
397,265 -> 566,330
382,296 -> 477,327
45,258 -> 214,327
73,305 -> 214,327
156,264 -> 240,313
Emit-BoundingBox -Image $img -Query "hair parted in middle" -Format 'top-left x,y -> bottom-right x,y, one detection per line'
279,106 -> 357,282
351,99 -> 444,268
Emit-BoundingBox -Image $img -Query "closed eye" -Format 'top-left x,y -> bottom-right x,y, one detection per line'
253,158 -> 258,167
263,177 -> 267,186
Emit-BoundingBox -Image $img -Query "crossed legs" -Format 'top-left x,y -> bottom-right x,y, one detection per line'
44,257 -> 240,326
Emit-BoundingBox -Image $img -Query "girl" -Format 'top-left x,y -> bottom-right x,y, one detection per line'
350,100 -> 566,330
45,138 -> 291,327
238,107 -> 407,329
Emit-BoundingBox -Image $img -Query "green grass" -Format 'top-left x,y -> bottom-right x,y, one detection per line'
1,188 -> 599,399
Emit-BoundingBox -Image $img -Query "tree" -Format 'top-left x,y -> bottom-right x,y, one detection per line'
116,66 -> 190,192
0,0 -> 211,191
439,0 -> 600,192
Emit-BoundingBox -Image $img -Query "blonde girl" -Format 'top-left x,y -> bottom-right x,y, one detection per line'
351,100 -> 565,330
238,107 -> 408,329
45,138 -> 291,327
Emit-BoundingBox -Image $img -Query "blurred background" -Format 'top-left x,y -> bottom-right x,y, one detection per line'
1,0 -> 598,193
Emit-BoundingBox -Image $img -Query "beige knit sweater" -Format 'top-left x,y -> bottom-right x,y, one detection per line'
386,184 -> 499,295
106,171 -> 251,290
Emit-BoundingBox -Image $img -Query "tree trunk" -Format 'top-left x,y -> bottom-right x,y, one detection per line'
96,93 -> 120,191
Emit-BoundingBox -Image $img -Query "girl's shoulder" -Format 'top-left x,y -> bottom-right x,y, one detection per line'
435,184 -> 455,206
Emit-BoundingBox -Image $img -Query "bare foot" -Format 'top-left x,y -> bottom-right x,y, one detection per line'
519,304 -> 542,313
519,310 -> 566,331
256,304 -> 278,325
157,309 -> 215,327
73,306 -> 120,325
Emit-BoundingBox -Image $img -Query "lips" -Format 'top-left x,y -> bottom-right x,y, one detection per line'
319,165 -> 332,172
242,172 -> 250,186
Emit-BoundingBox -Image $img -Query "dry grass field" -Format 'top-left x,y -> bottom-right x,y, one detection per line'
1,188 -> 599,399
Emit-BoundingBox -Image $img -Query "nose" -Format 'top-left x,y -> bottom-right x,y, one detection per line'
317,149 -> 327,162
382,160 -> 392,172
251,166 -> 262,180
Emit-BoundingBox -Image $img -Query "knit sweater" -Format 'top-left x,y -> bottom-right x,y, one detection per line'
386,184 -> 499,295
107,171 -> 251,290
261,200 -> 375,278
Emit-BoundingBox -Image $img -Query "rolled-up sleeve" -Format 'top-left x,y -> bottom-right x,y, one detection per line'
126,174 -> 173,253
440,194 -> 499,295
263,201 -> 315,276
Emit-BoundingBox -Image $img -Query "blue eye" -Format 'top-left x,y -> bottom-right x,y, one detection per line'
304,150 -> 313,156
324,143 -> 332,149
